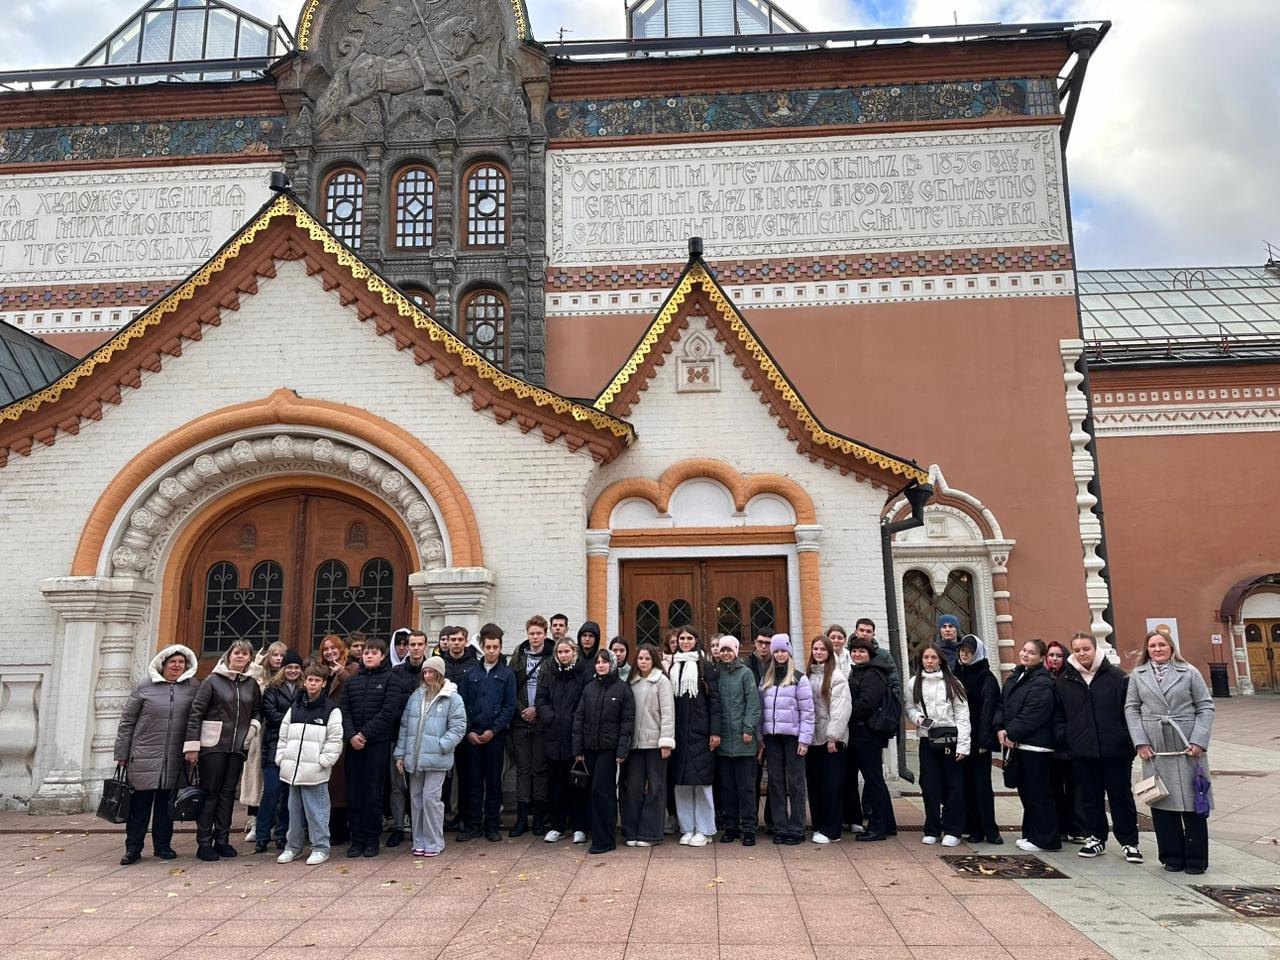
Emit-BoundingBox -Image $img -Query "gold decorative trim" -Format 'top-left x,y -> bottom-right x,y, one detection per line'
2,195 -> 633,444
297,0 -> 528,51
594,263 -> 927,482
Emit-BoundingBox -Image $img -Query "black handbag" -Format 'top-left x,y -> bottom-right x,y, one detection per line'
96,765 -> 134,824
169,762 -> 207,822
921,701 -> 959,748
1001,749 -> 1019,789
569,758 -> 589,789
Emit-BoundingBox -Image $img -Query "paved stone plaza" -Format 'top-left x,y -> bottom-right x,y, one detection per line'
2,697 -> 1277,960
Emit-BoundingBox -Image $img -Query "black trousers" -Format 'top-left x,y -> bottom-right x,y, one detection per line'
842,739 -> 864,827
805,745 -> 844,839
444,742 -> 472,823
196,752 -> 245,847
124,788 -> 175,854
586,749 -> 619,851
1074,756 -> 1139,846
510,722 -> 549,804
623,749 -> 668,842
345,739 -> 392,846
763,734 -> 807,839
1151,807 -> 1209,871
547,757 -> 588,834
1014,750 -> 1061,850
467,734 -> 506,832
851,737 -> 893,836
919,739 -> 965,838
962,751 -> 1000,841
1050,755 -> 1084,837
717,754 -> 757,835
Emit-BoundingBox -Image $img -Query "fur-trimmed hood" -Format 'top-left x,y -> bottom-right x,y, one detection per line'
147,644 -> 198,683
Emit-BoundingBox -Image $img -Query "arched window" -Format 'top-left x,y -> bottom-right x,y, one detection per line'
903,569 -> 976,666
311,557 -> 396,647
460,289 -> 507,365
463,162 -> 508,247
202,560 -> 283,654
635,600 -> 660,647
402,286 -> 437,316
392,165 -> 435,249
322,167 -> 365,248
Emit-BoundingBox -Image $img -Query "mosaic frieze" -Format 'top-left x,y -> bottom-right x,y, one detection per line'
0,116 -> 285,166
548,77 -> 1056,140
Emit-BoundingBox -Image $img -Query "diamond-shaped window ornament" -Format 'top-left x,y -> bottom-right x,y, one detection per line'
405,198 -> 426,218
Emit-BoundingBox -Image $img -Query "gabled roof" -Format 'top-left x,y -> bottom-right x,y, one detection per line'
0,321 -> 78,407
0,193 -> 633,468
593,257 -> 927,488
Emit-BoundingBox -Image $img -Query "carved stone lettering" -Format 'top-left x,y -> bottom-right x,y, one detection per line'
548,128 -> 1065,266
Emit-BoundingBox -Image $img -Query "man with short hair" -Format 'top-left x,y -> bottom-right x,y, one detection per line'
746,632 -> 773,684
437,626 -> 480,831
385,629 -> 429,847
459,625 -> 516,842
507,615 -> 552,836
549,614 -> 570,644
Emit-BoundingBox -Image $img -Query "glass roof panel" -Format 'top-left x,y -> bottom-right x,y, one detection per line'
629,0 -> 807,39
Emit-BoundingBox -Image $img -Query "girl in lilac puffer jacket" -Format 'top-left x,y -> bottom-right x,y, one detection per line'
758,635 -> 815,843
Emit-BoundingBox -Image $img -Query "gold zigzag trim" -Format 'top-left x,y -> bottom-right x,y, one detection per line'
595,264 -> 927,481
2,195 -> 633,443
296,0 -> 528,50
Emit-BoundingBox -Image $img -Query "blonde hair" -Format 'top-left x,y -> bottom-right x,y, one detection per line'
1138,630 -> 1187,665
760,649 -> 798,690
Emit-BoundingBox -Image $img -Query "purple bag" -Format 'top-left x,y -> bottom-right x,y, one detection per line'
1192,765 -> 1212,817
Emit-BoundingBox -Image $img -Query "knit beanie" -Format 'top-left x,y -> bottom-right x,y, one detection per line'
719,637 -> 740,656
937,615 -> 961,631
282,649 -> 305,669
770,634 -> 792,654
422,655 -> 447,678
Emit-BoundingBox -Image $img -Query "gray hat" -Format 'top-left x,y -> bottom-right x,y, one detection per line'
422,655 -> 447,678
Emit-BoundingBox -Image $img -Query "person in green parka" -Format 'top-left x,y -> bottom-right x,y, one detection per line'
715,637 -> 762,845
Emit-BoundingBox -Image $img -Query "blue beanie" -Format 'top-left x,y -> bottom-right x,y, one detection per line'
937,615 -> 961,631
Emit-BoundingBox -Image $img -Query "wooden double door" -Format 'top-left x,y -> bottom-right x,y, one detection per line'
1245,620 -> 1280,692
620,557 -> 788,648
180,491 -> 412,663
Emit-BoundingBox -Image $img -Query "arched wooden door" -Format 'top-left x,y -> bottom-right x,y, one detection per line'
179,490 -> 413,664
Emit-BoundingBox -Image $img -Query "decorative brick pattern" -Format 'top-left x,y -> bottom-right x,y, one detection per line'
0,115 -> 284,166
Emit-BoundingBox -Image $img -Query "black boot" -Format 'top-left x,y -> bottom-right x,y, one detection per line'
531,802 -> 549,835
386,829 -> 404,848
120,848 -> 142,865
509,802 -> 531,838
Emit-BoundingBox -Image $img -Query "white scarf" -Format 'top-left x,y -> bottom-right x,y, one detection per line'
673,651 -> 701,698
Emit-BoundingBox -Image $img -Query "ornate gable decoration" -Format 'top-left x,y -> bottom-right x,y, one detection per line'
0,194 -> 633,468
594,260 -> 927,488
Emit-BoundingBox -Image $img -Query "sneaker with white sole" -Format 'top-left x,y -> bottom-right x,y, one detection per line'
678,832 -> 693,846
1078,837 -> 1105,858
1123,845 -> 1143,864
276,849 -> 298,864
941,835 -> 961,847
687,833 -> 709,847
811,832 -> 832,844
847,824 -> 865,835
543,830 -> 564,843
572,831 -> 587,844
305,850 -> 329,865
921,835 -> 939,845
244,816 -> 257,842
1015,838 -> 1046,852
633,840 -> 653,847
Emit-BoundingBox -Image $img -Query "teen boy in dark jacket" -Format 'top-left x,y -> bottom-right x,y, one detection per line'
339,638 -> 400,857
459,625 -> 516,842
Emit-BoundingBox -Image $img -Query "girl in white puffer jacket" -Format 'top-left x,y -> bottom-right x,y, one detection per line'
906,644 -> 971,846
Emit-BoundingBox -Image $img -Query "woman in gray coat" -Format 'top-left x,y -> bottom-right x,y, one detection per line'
113,644 -> 199,864
1124,630 -> 1215,874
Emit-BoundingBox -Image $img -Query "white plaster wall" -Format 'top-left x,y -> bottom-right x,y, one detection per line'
588,314 -> 893,631
0,259 -> 600,796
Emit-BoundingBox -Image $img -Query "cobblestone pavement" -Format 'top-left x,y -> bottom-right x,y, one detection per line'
1,696 -> 1276,960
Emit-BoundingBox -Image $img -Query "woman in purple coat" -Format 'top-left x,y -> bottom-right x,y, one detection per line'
758,634 -> 815,844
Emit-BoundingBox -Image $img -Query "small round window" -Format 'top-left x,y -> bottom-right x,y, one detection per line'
476,193 -> 499,217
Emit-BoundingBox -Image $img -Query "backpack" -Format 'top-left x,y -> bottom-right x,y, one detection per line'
866,680 -> 902,739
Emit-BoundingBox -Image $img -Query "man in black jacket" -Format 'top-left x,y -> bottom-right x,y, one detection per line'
459,625 -> 516,842
1054,631 -> 1142,863
385,629 -> 429,847
437,626 -> 480,831
339,638 -> 401,857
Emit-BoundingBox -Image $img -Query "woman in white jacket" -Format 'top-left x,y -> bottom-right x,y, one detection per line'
906,644 -> 971,846
275,664 -> 344,865
806,636 -> 852,843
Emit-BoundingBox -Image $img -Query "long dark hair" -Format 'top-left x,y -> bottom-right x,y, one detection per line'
913,643 -> 967,704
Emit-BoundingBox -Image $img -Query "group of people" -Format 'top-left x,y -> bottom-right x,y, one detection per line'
111,612 -> 1215,873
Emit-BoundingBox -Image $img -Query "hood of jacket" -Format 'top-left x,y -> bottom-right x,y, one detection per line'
577,620 -> 602,650
389,627 -> 413,667
719,657 -> 746,675
427,679 -> 459,701
148,644 -> 198,683
852,658 -> 891,678
211,659 -> 256,682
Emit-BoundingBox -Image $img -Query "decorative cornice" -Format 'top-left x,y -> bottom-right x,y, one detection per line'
593,263 -> 927,485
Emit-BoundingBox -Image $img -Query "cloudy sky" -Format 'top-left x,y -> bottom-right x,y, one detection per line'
2,0 -> 1276,269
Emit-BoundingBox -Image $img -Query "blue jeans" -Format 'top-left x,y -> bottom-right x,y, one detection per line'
258,765 -> 289,844
286,783 -> 331,854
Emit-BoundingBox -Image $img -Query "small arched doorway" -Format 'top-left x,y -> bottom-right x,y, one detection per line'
177,488 -> 413,665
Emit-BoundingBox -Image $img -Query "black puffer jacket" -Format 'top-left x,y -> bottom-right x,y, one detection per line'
669,656 -> 722,786
1053,658 -> 1133,759
1001,664 -> 1056,749
536,657 -> 587,762
340,660 -> 400,744
261,681 -> 301,768
847,659 -> 890,745
955,658 -> 1003,752
437,645 -> 480,687
572,668 -> 635,759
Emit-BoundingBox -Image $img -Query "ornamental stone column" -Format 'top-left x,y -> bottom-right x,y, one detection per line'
32,577 -> 154,814
409,568 -> 496,643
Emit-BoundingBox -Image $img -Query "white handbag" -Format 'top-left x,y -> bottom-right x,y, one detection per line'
1133,773 -> 1169,806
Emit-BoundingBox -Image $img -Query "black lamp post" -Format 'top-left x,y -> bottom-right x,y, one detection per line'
880,479 -> 934,783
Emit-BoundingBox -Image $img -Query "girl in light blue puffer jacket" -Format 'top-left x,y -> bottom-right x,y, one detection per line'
395,657 -> 468,856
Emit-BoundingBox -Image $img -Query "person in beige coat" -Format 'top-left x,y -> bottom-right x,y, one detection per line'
1124,630 -> 1214,874
622,644 -> 675,846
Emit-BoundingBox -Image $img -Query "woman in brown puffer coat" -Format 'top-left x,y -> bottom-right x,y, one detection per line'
113,644 -> 199,865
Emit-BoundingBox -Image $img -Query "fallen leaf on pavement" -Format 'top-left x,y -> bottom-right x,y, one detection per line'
169,868 -> 185,876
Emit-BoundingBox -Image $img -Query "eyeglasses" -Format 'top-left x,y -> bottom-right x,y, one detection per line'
678,634 -> 695,641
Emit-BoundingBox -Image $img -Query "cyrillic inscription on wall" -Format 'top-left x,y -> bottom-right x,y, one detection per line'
0,164 -> 277,283
548,127 -> 1065,266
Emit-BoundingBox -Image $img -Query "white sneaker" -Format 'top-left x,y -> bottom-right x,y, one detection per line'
572,831 -> 587,844
811,832 -> 832,844
244,816 -> 257,842
633,841 -> 653,847
276,849 -> 297,863
1123,845 -> 1143,864
305,850 -> 329,865
941,835 -> 961,847
922,835 -> 938,845
678,832 -> 693,845
687,833 -> 710,847
543,830 -> 564,843
625,840 -> 638,847
1016,838 -> 1046,852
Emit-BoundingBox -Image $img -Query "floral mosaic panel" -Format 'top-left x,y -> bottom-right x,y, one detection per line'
548,77 -> 1056,140
0,115 -> 285,166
